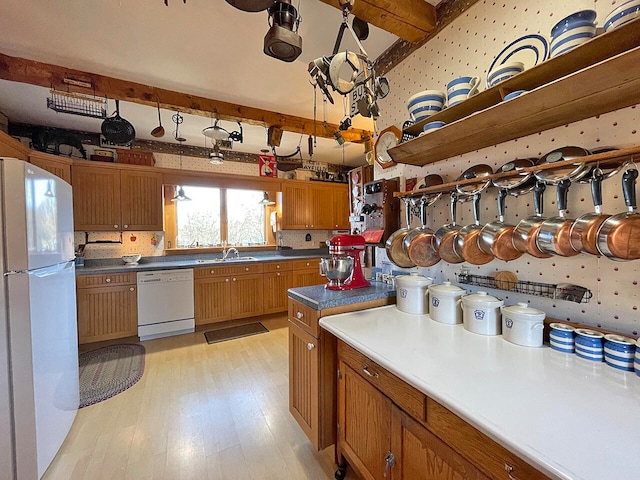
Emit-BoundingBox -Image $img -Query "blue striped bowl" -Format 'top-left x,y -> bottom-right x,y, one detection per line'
575,328 -> 604,362
604,334 -> 636,371
604,0 -> 640,32
549,323 -> 575,353
550,10 -> 597,38
487,62 -> 524,87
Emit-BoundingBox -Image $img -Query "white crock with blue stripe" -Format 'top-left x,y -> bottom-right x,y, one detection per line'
549,322 -> 576,353
575,328 -> 604,362
603,334 -> 636,371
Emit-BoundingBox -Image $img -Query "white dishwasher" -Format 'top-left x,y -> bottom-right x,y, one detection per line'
137,269 -> 194,341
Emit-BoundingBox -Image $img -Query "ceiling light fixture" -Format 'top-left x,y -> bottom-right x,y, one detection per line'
258,192 -> 276,206
264,0 -> 302,62
202,119 -> 244,143
209,141 -> 224,164
171,186 -> 191,202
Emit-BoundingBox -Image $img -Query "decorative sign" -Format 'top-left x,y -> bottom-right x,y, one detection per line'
259,155 -> 276,177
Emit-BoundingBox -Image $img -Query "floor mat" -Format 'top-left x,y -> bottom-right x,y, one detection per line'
78,343 -> 145,408
204,323 -> 268,344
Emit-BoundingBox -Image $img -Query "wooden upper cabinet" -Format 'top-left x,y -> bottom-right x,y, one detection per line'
72,164 -> 122,231
72,163 -> 163,232
28,151 -> 72,183
120,169 -> 163,230
332,184 -> 350,230
281,183 -> 309,229
308,184 -> 334,230
281,181 -> 348,230
0,131 -> 30,160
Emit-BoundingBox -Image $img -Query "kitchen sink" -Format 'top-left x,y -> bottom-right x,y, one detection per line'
195,257 -> 257,263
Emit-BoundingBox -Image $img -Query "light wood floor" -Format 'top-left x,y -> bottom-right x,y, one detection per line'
44,317 -> 358,480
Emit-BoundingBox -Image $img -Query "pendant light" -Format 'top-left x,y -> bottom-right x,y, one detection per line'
258,192 -> 276,205
202,118 -> 230,141
209,141 -> 224,164
171,138 -> 191,201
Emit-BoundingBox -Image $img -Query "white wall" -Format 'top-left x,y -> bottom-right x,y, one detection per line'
374,0 -> 640,334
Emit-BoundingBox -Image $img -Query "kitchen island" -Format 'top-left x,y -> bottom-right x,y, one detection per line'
320,305 -> 640,480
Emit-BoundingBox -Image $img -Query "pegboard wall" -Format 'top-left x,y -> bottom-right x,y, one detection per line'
374,0 -> 640,335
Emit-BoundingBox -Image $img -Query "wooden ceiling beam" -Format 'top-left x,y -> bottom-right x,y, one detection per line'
317,0 -> 437,43
0,52 -> 370,143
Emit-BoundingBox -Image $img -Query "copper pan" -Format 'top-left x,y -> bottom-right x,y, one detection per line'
478,189 -> 523,261
536,179 -> 579,257
403,197 -> 440,267
385,198 -> 416,268
569,169 -> 611,255
596,168 -> 640,260
512,182 -> 552,258
435,192 -> 464,264
454,193 -> 493,265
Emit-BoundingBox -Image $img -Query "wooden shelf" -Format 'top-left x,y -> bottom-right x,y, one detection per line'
394,145 -> 640,198
391,20 -> 640,167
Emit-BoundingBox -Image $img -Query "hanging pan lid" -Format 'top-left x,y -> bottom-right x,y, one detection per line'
492,158 -> 538,190
455,164 -> 494,196
534,146 -> 591,184
224,0 -> 275,12
415,174 -> 444,205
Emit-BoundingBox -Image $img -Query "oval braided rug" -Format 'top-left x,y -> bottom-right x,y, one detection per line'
79,344 -> 145,408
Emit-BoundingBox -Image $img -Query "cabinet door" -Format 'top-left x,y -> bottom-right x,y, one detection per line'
281,183 -> 309,229
263,271 -> 292,314
194,277 -> 232,325
289,321 -> 320,448
308,184 -> 334,230
391,406 -> 488,480
292,269 -> 325,288
338,361 -> 392,480
332,185 -> 350,229
72,165 -> 121,231
230,273 -> 264,319
76,284 -> 137,344
28,152 -> 72,183
120,169 -> 163,231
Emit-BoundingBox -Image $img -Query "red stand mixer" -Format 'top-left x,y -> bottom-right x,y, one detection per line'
320,234 -> 371,290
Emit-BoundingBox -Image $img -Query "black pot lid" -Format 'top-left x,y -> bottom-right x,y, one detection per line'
225,0 -> 274,12
535,146 -> 591,184
455,164 -> 494,195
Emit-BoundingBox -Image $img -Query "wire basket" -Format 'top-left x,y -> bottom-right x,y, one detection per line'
47,90 -> 108,119
455,273 -> 592,304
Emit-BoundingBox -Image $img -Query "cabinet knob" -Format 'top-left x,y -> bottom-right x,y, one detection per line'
307,342 -> 315,350
129,287 -> 135,292
245,267 -> 249,271
211,270 -> 215,274
277,272 -> 280,277
276,265 -> 280,269
225,278 -> 229,282
296,311 -> 303,319
123,224 -> 129,229
232,277 -> 236,282
105,278 -> 111,283
113,225 -> 119,229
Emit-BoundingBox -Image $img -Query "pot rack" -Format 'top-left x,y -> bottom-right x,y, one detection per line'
394,145 -> 640,199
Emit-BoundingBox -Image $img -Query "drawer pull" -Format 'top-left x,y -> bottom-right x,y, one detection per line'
296,311 -> 303,319
129,287 -> 134,292
383,452 -> 395,478
505,464 -> 522,480
105,278 -> 111,283
363,366 -> 379,378
307,342 -> 315,350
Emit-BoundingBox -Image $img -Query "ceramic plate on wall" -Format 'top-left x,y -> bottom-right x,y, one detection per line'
487,34 -> 549,79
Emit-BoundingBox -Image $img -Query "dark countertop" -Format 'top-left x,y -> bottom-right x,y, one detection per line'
288,283 -> 396,310
76,248 -> 328,275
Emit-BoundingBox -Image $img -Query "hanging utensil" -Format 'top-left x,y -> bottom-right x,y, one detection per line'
596,167 -> 640,260
478,189 -> 523,261
569,169 -> 611,255
403,197 -> 440,267
536,179 -> 580,257
454,193 -> 494,265
172,112 -> 187,142
385,198 -> 416,268
512,182 -> 552,258
435,192 -> 465,264
101,99 -> 136,145
151,99 -> 165,138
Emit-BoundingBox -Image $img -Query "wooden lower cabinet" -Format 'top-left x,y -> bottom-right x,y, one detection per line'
336,341 -> 548,480
292,258 -> 324,288
194,276 -> 232,324
263,270 -> 293,314
76,273 -> 137,344
230,273 -> 264,319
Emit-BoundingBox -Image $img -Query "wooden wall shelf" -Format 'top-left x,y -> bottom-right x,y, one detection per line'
391,20 -> 640,167
394,145 -> 640,198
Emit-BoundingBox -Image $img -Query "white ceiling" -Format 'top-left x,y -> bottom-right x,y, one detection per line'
0,0 -> 437,167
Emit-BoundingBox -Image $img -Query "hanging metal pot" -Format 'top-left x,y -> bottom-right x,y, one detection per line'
478,189 -> 523,261
403,197 -> 440,267
512,182 -> 552,258
535,179 -> 580,257
435,192 -> 465,264
596,168 -> 640,260
101,100 -> 136,145
385,198 -> 416,268
454,193 -> 494,265
569,169 -> 611,255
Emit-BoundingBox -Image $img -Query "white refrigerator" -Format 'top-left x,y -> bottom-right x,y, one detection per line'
0,158 -> 78,479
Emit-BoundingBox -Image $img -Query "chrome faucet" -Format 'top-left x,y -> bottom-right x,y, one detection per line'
222,246 -> 239,260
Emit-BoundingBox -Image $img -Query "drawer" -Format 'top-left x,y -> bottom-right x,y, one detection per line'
194,263 -> 264,278
288,299 -> 320,337
76,272 -> 136,288
263,260 -> 293,273
338,340 -> 426,422
426,398 -> 549,480
293,258 -> 321,270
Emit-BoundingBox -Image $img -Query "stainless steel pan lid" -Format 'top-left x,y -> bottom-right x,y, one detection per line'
534,146 -> 591,184
492,158 -> 537,190
415,174 -> 444,205
576,147 -> 622,183
455,164 -> 494,195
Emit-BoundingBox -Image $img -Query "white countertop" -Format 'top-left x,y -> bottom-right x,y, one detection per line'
319,305 -> 640,480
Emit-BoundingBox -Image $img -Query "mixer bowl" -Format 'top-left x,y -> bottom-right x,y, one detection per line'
320,257 -> 353,282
